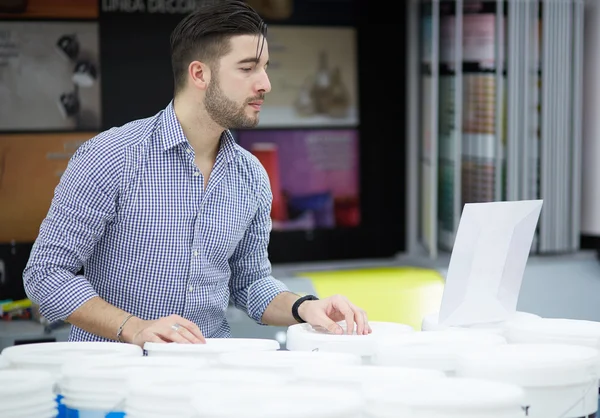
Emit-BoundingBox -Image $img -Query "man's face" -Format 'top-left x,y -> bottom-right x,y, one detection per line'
204,34 -> 271,129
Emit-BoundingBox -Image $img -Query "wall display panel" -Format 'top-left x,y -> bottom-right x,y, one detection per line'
0,21 -> 101,131
0,132 -> 96,243
246,0 -> 356,25
256,25 -> 359,129
0,0 -> 98,19
236,129 -> 360,231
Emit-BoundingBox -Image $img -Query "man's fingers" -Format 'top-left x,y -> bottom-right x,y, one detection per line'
169,315 -> 206,343
363,310 -> 372,334
353,307 -> 366,335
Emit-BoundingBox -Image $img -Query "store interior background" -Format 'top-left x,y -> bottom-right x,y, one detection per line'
1,0 -> 600,348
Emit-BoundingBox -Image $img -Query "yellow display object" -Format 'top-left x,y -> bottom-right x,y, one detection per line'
296,267 -> 445,330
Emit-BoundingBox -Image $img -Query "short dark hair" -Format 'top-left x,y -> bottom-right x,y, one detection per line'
170,0 -> 267,95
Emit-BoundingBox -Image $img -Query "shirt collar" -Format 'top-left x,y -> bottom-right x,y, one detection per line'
160,100 -> 238,163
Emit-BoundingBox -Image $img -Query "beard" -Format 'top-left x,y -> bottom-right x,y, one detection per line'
204,75 -> 262,129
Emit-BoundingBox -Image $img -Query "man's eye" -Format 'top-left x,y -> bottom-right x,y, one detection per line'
241,68 -> 252,72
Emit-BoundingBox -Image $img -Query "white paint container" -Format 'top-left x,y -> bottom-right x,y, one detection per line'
59,356 -> 210,417
286,320 -> 414,364
0,370 -> 59,418
125,369 -> 290,418
422,311 -> 541,334
292,363 -> 446,392
0,342 -> 142,418
505,317 -> 600,348
143,338 -> 280,364
371,329 -> 507,375
217,349 -> 362,373
363,377 -> 527,417
0,354 -> 8,369
192,385 -> 364,418
456,343 -> 600,418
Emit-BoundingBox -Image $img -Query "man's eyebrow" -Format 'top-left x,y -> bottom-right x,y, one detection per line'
236,57 -> 269,66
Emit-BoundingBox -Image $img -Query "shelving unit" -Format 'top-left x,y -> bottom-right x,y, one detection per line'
406,0 -> 585,258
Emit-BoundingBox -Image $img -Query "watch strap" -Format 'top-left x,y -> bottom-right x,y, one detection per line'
292,294 -> 319,323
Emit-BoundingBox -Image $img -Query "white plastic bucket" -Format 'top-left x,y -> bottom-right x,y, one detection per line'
143,337 -> 280,363
371,329 -> 507,375
363,377 -> 527,418
217,349 -> 362,372
422,310 -> 541,334
0,370 -> 58,418
505,317 -> 600,348
456,343 -> 600,418
125,369 -> 291,418
0,342 -> 142,418
293,363 -> 446,391
0,354 -> 8,369
191,384 -> 364,418
286,320 -> 414,364
59,356 -> 209,417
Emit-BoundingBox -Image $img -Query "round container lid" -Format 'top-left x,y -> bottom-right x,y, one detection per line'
506,318 -> 600,347
364,377 -> 525,410
456,343 -> 600,387
422,311 -> 541,332
61,355 -> 210,381
192,385 -> 363,418
217,349 -> 362,369
0,370 -> 55,397
378,330 -> 507,346
286,321 -> 414,355
293,364 -> 446,384
0,355 -> 8,369
1,342 -> 142,365
143,338 -> 280,354
372,331 -> 507,371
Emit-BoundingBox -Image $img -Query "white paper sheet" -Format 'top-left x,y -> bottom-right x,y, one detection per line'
438,200 -> 543,326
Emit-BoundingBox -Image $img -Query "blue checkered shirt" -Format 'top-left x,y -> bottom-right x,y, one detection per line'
23,101 -> 289,341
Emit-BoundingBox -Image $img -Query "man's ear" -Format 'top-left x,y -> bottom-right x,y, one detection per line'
188,60 -> 211,91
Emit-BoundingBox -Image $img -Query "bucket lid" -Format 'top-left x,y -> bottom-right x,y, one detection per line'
191,385 -> 363,418
364,377 -> 525,410
217,349 -> 362,369
60,355 -> 210,388
143,338 -> 280,354
0,370 -> 55,397
286,321 -> 414,355
1,342 -> 142,366
456,343 -> 600,387
293,364 -> 446,384
505,318 -> 600,347
422,311 -> 541,331
0,355 -> 8,369
372,331 -> 507,371
378,330 -> 507,346
127,368 -> 289,407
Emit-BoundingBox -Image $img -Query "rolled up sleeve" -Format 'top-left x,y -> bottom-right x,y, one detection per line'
23,136 -> 123,322
228,166 -> 289,324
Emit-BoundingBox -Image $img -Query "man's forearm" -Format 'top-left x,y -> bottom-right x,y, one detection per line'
260,291 -> 302,326
65,296 -> 142,343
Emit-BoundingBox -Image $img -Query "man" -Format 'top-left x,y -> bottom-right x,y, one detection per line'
23,0 -> 371,347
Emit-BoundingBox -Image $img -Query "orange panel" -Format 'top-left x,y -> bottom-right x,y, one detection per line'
0,132 -> 97,243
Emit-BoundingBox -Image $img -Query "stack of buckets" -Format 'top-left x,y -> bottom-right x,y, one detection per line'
1,314 -> 600,417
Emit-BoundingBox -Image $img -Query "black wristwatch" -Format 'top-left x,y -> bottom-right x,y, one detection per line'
292,294 -> 319,323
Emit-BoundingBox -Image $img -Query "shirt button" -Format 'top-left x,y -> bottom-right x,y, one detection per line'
192,250 -> 199,256
193,171 -> 200,177
188,285 -> 194,292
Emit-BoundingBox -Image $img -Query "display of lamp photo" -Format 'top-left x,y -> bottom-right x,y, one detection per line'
55,33 -> 99,119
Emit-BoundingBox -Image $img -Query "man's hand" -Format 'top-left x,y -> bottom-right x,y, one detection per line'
297,295 -> 372,335
122,314 -> 206,347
